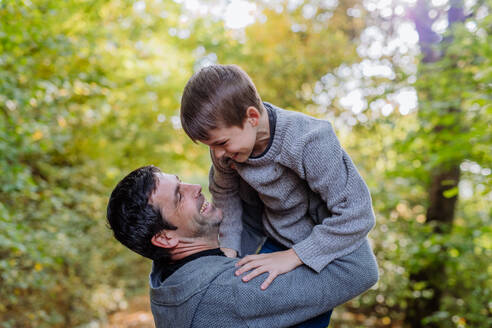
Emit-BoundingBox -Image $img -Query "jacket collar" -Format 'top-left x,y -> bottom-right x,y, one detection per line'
150,255 -> 236,305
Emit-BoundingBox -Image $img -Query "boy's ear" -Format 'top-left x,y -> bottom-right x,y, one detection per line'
245,106 -> 261,127
151,230 -> 179,249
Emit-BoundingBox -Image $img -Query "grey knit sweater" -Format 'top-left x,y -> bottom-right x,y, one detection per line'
210,103 -> 375,272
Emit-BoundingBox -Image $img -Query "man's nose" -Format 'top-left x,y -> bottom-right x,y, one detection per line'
183,183 -> 202,197
194,184 -> 202,196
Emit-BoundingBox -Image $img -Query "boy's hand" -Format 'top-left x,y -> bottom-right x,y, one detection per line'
234,249 -> 302,290
221,247 -> 237,258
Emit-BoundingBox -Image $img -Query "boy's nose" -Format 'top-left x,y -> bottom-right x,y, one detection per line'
213,148 -> 226,159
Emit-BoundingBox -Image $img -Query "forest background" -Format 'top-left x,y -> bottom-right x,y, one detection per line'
0,0 -> 490,327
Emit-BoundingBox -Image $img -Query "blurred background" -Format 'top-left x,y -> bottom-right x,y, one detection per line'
0,0 -> 490,327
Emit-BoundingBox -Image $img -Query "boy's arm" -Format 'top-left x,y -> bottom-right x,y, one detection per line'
291,121 -> 376,273
209,152 -> 244,254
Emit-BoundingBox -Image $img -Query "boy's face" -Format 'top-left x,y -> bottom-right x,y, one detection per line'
200,120 -> 257,163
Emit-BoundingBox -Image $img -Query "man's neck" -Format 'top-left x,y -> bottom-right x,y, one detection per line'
169,238 -> 219,261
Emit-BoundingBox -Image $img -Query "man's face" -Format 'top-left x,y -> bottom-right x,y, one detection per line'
200,121 -> 257,163
149,173 -> 222,238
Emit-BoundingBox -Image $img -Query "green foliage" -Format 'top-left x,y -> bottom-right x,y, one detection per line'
0,0 -> 490,327
0,0 -> 201,326
344,2 -> 492,326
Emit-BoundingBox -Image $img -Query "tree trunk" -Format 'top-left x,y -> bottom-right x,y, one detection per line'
404,1 -> 465,326
406,166 -> 460,327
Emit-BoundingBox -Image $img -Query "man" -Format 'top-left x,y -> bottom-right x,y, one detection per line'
106,166 -> 378,328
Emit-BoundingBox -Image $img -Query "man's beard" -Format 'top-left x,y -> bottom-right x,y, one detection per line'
190,213 -> 221,238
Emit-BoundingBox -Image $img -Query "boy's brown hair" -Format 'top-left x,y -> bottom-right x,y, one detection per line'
180,64 -> 263,142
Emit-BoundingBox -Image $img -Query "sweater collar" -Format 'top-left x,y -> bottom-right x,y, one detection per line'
155,248 -> 225,283
243,102 -> 286,165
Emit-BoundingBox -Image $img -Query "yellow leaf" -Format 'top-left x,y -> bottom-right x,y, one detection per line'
32,130 -> 43,141
58,117 -> 67,128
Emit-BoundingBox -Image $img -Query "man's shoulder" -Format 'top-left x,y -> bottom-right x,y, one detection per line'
149,256 -> 242,328
150,256 -> 237,305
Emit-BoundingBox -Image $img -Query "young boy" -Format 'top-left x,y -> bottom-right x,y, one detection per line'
180,64 -> 376,292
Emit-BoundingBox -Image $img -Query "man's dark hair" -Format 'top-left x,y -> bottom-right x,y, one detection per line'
106,165 -> 177,260
180,64 -> 263,142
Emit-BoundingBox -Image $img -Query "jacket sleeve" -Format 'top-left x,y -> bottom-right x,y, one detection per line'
209,152 -> 244,253
230,239 -> 378,327
290,121 -> 376,272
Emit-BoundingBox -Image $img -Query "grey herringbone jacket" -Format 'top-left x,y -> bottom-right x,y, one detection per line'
149,239 -> 378,328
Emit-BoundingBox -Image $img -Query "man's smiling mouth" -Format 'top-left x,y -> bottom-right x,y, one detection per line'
200,201 -> 210,214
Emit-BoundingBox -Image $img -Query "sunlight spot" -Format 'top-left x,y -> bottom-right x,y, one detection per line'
394,5 -> 405,16
395,88 -> 417,115
314,92 -> 332,106
340,89 -> 366,114
171,115 -> 181,129
376,0 -> 392,10
361,60 -> 394,78
224,1 -> 256,29
302,4 -> 317,19
432,17 -> 449,34
368,41 -> 383,59
183,0 -> 209,15
347,8 -> 361,17
133,1 -> 146,13
6,99 -> 17,111
370,99 -> 386,112
398,22 -> 419,45
381,103 -> 393,116
459,180 -> 473,199
291,23 -> 307,32
336,65 -> 353,78
381,7 -> 392,18
322,0 -> 339,9
465,21 -> 477,32
398,0 -> 417,4
431,0 -> 448,6
357,113 -> 368,123
287,0 -> 303,12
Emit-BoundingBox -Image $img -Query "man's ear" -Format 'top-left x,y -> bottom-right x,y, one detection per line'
245,106 -> 261,127
151,230 -> 179,249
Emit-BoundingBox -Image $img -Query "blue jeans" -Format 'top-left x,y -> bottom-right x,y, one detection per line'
259,238 -> 333,328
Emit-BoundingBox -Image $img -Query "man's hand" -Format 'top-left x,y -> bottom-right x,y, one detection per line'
221,247 -> 237,258
234,249 -> 302,290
